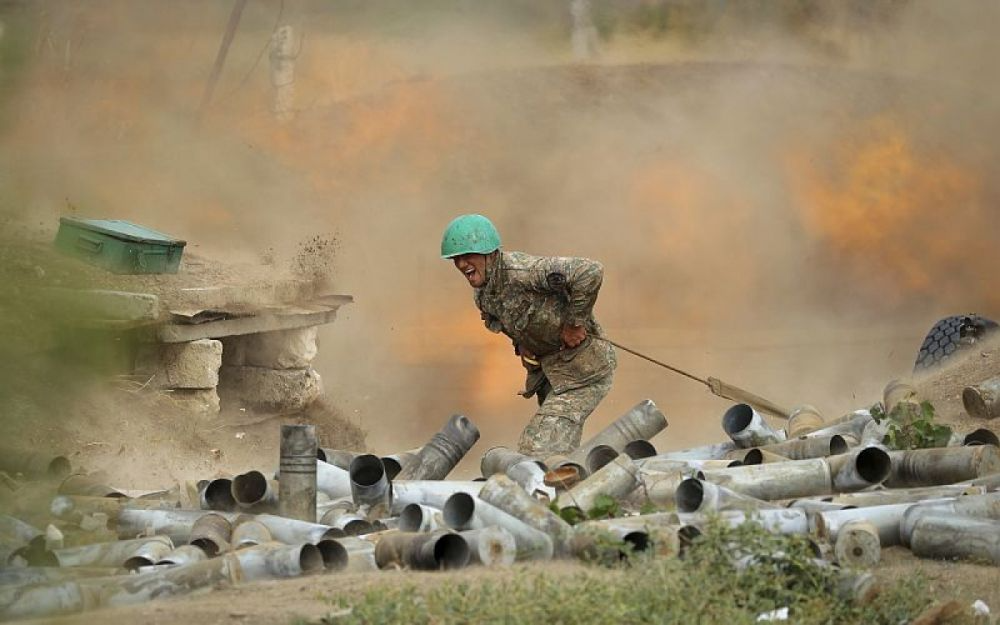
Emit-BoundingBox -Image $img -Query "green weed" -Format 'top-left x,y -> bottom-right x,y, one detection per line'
307,519 -> 937,625
872,400 -> 952,450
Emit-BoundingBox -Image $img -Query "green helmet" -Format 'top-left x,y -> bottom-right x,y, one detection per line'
440,214 -> 501,259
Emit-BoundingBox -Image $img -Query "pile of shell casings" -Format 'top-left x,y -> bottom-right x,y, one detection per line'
2,376 -> 998,621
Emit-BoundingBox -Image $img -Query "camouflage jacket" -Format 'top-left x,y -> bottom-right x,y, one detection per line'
474,251 -> 616,395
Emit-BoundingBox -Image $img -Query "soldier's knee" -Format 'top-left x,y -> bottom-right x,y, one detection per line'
518,415 -> 583,457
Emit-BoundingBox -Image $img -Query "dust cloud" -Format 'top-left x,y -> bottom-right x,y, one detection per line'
1,1 -> 997,474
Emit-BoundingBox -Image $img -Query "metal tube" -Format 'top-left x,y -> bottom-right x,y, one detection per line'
349,454 -> 392,515
333,536 -> 379,572
955,428 -> 1000,447
156,544 -> 208,566
481,446 -> 543,476
0,449 -> 71,480
0,567 -> 120,587
752,435 -> 848,461
115,509 -> 236,543
542,455 -> 585,486
254,514 -> 343,544
811,503 -> 917,546
679,509 -> 809,534
399,504 -> 445,532
584,445 -> 619,475
831,484 -> 984,507
626,470 -> 685,508
885,445 -> 1000,488
278,424 -> 317,522
442,492 -> 554,561
724,448 -> 765,464
58,474 -> 126,498
395,414 -> 481,481
0,514 -> 41,545
459,528 -> 517,566
556,455 -> 640,515
390,480 -> 484,513
674,478 -> 778,514
0,577 -> 95,620
200,478 -> 237,512
478,474 -> 572,556
738,449 -> 787,465
570,514 -> 683,561
189,513 -> 232,557
315,539 -> 349,571
722,403 -> 786,448
623,440 -> 657,459
415,531 -> 471,570
315,460 -> 352,500
643,456 -> 738,472
569,524 -> 648,562
588,513 -> 684,551
785,404 -> 825,437
231,471 -> 279,510
373,531 -> 470,570
381,448 -> 422,481
898,492 -> 1000,546
785,498 -> 853,514
7,536 -> 57,567
860,418 -> 889,446
963,376 -> 1000,420
699,458 -> 833,500
969,472 -> 1000,489
1,543 -> 325,621
121,541 -> 174,572
316,448 -> 357,470
833,520 -> 880,568
802,411 -> 873,441
52,536 -> 173,569
566,399 -> 668,467
909,515 -> 1000,564
636,458 -> 691,472
50,496 -> 177,524
319,509 -> 373,536
653,441 -> 738,461
233,541 -> 325,578
506,460 -> 557,502
826,446 -> 891,491
315,497 -> 354,518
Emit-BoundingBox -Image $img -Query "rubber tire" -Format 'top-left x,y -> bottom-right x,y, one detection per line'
914,314 -> 998,372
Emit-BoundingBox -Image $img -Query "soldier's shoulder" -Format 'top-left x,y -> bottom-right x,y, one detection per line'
502,251 -> 549,272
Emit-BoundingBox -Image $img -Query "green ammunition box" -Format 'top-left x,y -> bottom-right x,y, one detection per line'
54,218 -> 187,275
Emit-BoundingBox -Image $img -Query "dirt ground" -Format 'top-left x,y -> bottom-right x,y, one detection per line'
914,334 -> 1000,435
1,4 -> 998,618
6,336 -> 997,625
0,230 -> 995,625
16,552 -> 999,625
13,549 -> 1000,625
0,232 -> 364,492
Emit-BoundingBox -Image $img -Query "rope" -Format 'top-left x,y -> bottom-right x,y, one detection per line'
595,337 -> 710,387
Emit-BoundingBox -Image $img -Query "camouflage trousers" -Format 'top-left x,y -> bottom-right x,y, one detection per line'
516,371 -> 614,458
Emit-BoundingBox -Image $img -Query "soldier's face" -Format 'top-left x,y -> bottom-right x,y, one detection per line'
453,253 -> 488,288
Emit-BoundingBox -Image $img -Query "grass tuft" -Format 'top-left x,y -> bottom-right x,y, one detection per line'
307,519 -> 940,625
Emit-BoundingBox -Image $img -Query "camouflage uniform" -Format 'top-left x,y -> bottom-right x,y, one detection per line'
474,251 -> 617,457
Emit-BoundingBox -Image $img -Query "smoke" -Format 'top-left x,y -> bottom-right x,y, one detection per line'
1,1 -> 997,471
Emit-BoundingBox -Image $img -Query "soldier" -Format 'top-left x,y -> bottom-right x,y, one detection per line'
440,214 -> 616,458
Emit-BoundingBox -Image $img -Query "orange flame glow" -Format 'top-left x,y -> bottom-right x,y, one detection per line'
786,115 -> 989,303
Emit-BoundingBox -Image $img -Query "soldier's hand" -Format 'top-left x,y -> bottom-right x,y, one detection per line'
561,323 -> 587,349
